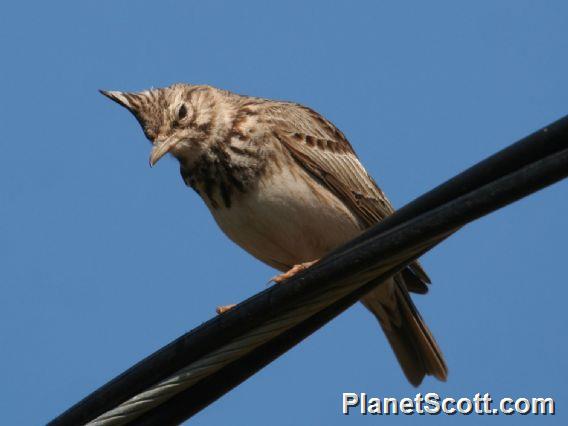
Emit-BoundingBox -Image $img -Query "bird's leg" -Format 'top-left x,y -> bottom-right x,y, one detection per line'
216,304 -> 237,315
270,260 -> 319,284
218,261 -> 319,313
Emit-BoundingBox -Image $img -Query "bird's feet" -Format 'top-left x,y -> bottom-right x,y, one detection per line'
270,260 -> 318,284
216,304 -> 237,315
217,260 -> 318,313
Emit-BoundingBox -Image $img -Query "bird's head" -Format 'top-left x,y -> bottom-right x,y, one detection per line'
100,83 -> 222,166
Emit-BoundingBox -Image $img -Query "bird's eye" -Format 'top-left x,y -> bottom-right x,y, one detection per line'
178,104 -> 188,120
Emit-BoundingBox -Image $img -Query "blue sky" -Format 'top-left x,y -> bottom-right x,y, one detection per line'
1,1 -> 567,424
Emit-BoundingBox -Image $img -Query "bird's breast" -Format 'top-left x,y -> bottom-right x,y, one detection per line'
206,160 -> 364,271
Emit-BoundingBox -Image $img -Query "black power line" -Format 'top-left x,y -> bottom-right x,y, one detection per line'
50,115 -> 568,425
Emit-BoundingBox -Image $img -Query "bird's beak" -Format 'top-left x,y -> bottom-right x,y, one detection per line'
149,137 -> 179,167
100,89 -> 178,167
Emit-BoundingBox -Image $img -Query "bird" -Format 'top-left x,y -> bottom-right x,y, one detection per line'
100,83 -> 447,386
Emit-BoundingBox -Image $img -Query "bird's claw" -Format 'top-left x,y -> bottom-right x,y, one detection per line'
216,304 -> 237,315
269,260 -> 318,284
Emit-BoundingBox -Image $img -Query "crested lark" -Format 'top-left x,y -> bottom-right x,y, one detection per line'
101,84 -> 447,385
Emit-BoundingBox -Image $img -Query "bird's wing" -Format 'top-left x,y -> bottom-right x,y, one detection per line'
260,101 -> 431,290
264,102 -> 395,226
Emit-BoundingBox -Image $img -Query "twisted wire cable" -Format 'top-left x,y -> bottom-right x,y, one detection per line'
49,115 -> 568,426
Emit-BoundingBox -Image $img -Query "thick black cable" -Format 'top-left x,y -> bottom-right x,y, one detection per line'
49,115 -> 568,426
136,145 -> 568,424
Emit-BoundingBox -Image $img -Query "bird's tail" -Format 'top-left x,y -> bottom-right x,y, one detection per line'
361,275 -> 447,386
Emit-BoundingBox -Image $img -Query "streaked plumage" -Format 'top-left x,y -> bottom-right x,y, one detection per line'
100,83 -> 447,385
